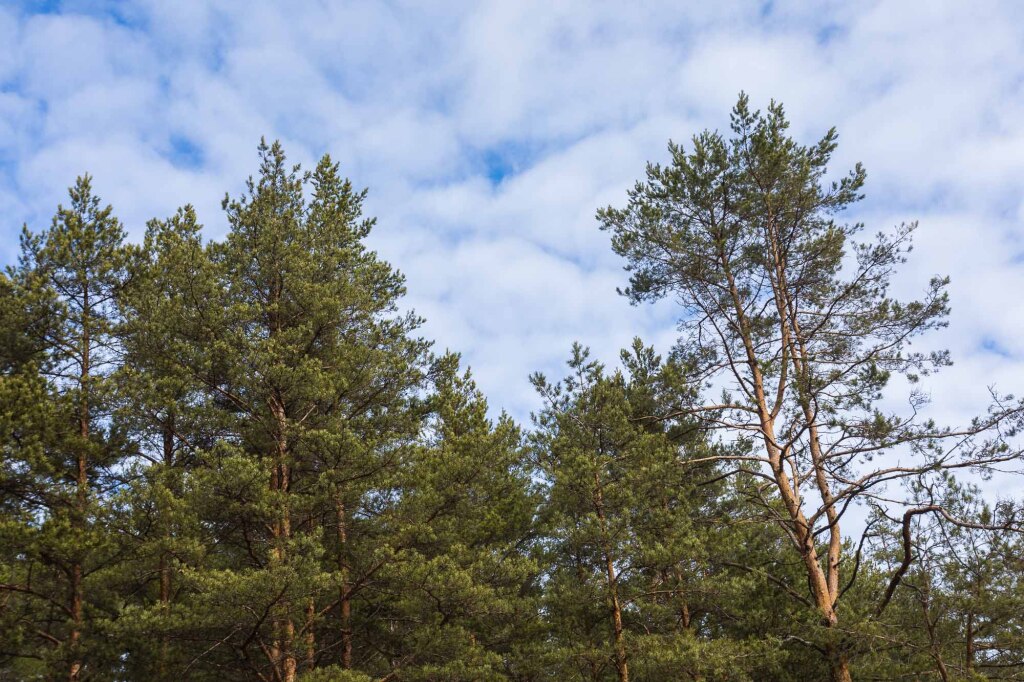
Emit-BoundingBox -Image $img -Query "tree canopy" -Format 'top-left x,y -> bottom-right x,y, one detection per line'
2,97 -> 1023,682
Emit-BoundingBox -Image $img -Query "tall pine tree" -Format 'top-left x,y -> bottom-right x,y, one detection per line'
2,177 -> 132,680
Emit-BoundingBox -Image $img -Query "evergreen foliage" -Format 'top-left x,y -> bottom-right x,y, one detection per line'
1,102 -> 1023,681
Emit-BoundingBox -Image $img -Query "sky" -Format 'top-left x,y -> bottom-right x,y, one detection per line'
3,0 -> 1024,498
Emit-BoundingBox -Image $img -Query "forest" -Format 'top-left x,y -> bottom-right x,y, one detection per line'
1,95 -> 1022,682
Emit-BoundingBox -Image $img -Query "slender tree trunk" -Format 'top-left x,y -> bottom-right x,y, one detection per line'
720,245 -> 846,676
778,266 -> 843,602
158,550 -> 171,607
270,395 -> 296,682
304,597 -> 316,669
276,482 -> 297,682
965,610 -> 975,674
671,567 -> 692,631
594,472 -> 628,682
762,382 -> 847,681
69,287 -> 90,682
774,240 -> 854,680
930,634 -> 950,680
69,562 -> 82,682
304,514 -> 317,669
263,275 -> 298,682
158,417 -> 174,677
657,495 -> 693,634
157,551 -> 170,676
604,551 -> 628,682
917,579 -> 950,682
336,497 -> 353,670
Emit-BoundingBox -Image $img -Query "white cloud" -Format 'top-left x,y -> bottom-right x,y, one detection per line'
1,1 -> 1023,504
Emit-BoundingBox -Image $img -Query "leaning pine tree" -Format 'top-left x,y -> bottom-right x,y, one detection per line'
598,93 -> 1024,681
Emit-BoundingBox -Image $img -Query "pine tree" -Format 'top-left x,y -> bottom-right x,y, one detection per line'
530,341 -> 756,681
1,176 -> 132,680
134,141 -> 433,681
598,93 -> 1024,681
354,354 -> 540,680
0,269 -> 60,679
105,205 -> 221,679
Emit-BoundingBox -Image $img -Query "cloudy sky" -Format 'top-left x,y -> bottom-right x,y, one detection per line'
3,1 -> 1024,487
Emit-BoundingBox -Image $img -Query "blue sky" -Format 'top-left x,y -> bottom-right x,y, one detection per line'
3,1 -> 1024,497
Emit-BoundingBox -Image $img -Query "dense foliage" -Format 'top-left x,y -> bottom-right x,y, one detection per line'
2,100 -> 1023,681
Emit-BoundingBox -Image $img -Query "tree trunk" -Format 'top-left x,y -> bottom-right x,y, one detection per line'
918,580 -> 950,682
157,551 -> 170,677
270,395 -> 296,682
965,610 -> 975,674
304,597 -> 316,669
672,567 -> 692,631
768,218 -> 853,672
594,471 -> 629,682
158,547 -> 170,609
303,513 -> 317,670
720,248 -> 846,669
68,561 -> 82,682
830,654 -> 852,682
336,497 -> 353,670
159,416 -> 175,677
69,286 -> 90,682
605,551 -> 629,682
282,619 -> 297,682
